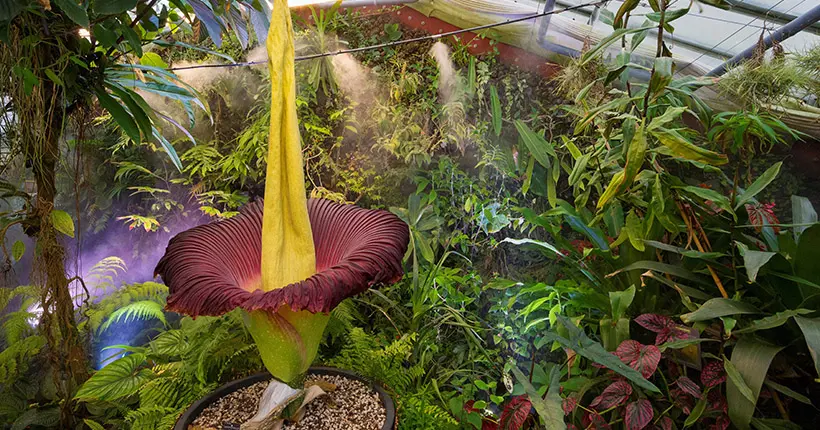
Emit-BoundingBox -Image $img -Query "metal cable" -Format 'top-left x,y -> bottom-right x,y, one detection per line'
677,0 -> 787,73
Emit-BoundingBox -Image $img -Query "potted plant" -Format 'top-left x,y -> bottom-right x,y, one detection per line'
154,1 -> 410,428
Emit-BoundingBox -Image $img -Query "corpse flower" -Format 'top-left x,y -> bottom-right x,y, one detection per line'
155,0 -> 409,424
155,198 -> 409,380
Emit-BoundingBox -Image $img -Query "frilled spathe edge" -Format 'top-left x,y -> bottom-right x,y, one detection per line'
154,199 -> 409,316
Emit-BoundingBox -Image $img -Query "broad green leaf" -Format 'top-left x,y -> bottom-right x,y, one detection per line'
763,379 -> 812,405
515,120 -> 554,168
734,162 -> 782,210
794,316 -> 820,378
741,250 -> 776,282
643,240 -> 724,259
11,240 -> 25,262
502,238 -> 562,258
490,85 -> 502,137
791,195 -> 817,242
648,57 -> 673,99
625,209 -> 645,251
677,185 -> 733,214
568,153 -> 590,187
83,419 -> 105,430
613,0 -> 640,28
118,21 -> 143,57
50,210 -> 75,238
680,298 -> 760,324
647,106 -> 687,131
623,121 -> 647,187
95,87 -> 141,143
580,26 -> 655,66
652,128 -> 728,165
610,285 -> 636,321
53,0 -> 89,28
597,170 -> 625,210
75,353 -> 153,401
511,366 -> 565,429
139,52 -> 168,69
646,6 -> 691,24
750,418 -> 804,430
726,339 -> 784,430
107,83 -> 152,138
794,225 -> 820,286
92,0 -> 137,15
734,309 -> 811,334
609,260 -> 708,285
685,395 -> 708,427
43,69 -> 63,87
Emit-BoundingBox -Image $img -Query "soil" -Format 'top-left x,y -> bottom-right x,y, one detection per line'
190,374 -> 386,430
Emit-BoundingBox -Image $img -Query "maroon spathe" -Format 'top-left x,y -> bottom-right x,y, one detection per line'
155,199 -> 409,316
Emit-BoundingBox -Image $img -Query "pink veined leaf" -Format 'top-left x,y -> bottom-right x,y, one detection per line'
659,416 -> 673,430
567,425 -> 580,430
670,388 -> 695,415
707,390 -> 728,413
589,380 -> 633,410
499,395 -> 531,430
616,340 -> 661,378
635,314 -> 675,333
625,399 -> 654,430
745,202 -> 780,234
655,328 -> 674,345
701,360 -> 727,388
710,414 -> 730,430
562,396 -> 578,416
583,412 -> 611,430
676,376 -> 702,399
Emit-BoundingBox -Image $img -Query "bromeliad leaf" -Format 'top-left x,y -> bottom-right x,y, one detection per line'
624,399 -> 653,430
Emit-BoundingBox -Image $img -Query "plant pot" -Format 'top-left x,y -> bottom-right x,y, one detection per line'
174,366 -> 396,430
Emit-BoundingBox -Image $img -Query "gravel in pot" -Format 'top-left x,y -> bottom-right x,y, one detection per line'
179,367 -> 395,430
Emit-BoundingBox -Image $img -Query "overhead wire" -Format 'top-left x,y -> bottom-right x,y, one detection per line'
168,0 -> 605,71
677,0 -> 788,73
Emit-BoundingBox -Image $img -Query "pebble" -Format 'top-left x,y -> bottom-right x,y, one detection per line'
190,374 -> 386,430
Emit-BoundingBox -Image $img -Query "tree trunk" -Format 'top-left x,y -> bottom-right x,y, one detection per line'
29,81 -> 89,429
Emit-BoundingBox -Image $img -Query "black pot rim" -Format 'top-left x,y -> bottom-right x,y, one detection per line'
174,366 -> 396,430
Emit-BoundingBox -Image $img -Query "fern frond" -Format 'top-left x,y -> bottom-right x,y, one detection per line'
99,301 -> 167,333
125,405 -> 179,430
